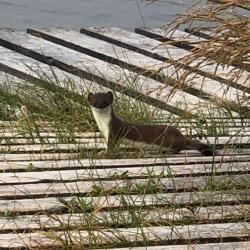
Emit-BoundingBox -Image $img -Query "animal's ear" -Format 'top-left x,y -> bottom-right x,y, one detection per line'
106,91 -> 113,103
88,93 -> 94,102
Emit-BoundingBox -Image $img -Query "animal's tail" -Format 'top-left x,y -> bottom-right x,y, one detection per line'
186,139 -> 216,156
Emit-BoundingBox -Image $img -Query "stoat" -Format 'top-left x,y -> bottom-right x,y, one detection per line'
88,91 -> 215,156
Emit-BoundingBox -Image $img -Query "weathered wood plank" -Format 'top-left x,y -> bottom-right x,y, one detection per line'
0,205 -> 248,231
2,126 -> 250,143
0,117 -> 249,128
135,27 -> 205,47
98,242 -> 250,250
0,141 -> 107,153
0,152 -> 80,161
31,28 -> 249,111
0,223 -> 248,248
184,27 -> 250,66
0,191 -> 248,214
2,125 -> 250,142
1,132 -> 250,145
0,30 -> 228,116
135,28 -> 249,73
0,47 -> 171,120
27,28 -> 209,100
1,161 -> 249,183
0,134 -> 249,152
0,153 -> 249,163
82,27 -> 250,93
0,174 -> 248,198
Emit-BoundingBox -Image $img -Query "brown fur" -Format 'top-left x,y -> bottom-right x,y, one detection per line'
88,92 -> 215,156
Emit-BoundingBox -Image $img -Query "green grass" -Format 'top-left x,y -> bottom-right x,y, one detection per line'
0,5 -> 249,247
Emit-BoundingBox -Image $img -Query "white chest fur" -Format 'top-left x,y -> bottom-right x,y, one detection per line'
91,106 -> 112,144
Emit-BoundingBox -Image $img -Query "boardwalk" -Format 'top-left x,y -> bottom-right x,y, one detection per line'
0,26 -> 249,249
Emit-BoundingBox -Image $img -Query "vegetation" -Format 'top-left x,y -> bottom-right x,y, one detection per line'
0,0 -> 249,248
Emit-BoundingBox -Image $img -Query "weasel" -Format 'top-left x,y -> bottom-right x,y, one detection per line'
88,91 -> 215,156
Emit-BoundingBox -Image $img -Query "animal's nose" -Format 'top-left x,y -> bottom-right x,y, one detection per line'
95,102 -> 102,108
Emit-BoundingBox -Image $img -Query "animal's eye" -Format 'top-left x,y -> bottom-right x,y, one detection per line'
94,101 -> 98,106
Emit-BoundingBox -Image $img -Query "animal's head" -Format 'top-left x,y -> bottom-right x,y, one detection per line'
88,91 -> 114,110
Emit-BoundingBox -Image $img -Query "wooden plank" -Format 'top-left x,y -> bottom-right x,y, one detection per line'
0,205 -> 248,231
30,28 -> 249,112
2,127 -> 250,140
0,135 -> 249,153
184,26 -> 250,69
27,28 -> 207,100
0,190 -> 248,214
0,152 -> 80,161
0,117 -> 249,128
0,174 -> 248,198
0,30 -> 228,117
0,223 -> 248,248
1,132 -> 250,145
0,141 -> 108,153
142,27 -> 249,70
98,242 -> 250,250
0,47 -> 171,120
1,161 -> 249,183
0,152 -> 250,164
82,27 -> 250,94
0,47 -> 94,93
2,123 -> 250,142
135,27 -> 206,47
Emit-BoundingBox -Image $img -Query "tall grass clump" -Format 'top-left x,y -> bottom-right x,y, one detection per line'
165,0 -> 249,78
154,0 -> 250,120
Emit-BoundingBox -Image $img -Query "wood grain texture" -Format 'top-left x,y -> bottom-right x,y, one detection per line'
0,205 -> 249,231
0,223 -> 248,248
84,27 -> 249,96
98,242 -> 250,250
0,190 -> 248,214
1,161 -> 249,183
0,30 -> 225,116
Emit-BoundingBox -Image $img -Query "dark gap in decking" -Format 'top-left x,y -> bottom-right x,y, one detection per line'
0,40 -> 188,118
80,28 -> 250,94
184,28 -> 213,40
27,28 -> 208,100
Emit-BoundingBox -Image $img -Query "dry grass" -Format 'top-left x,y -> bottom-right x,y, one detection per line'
0,1 -> 249,248
164,0 -> 250,72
